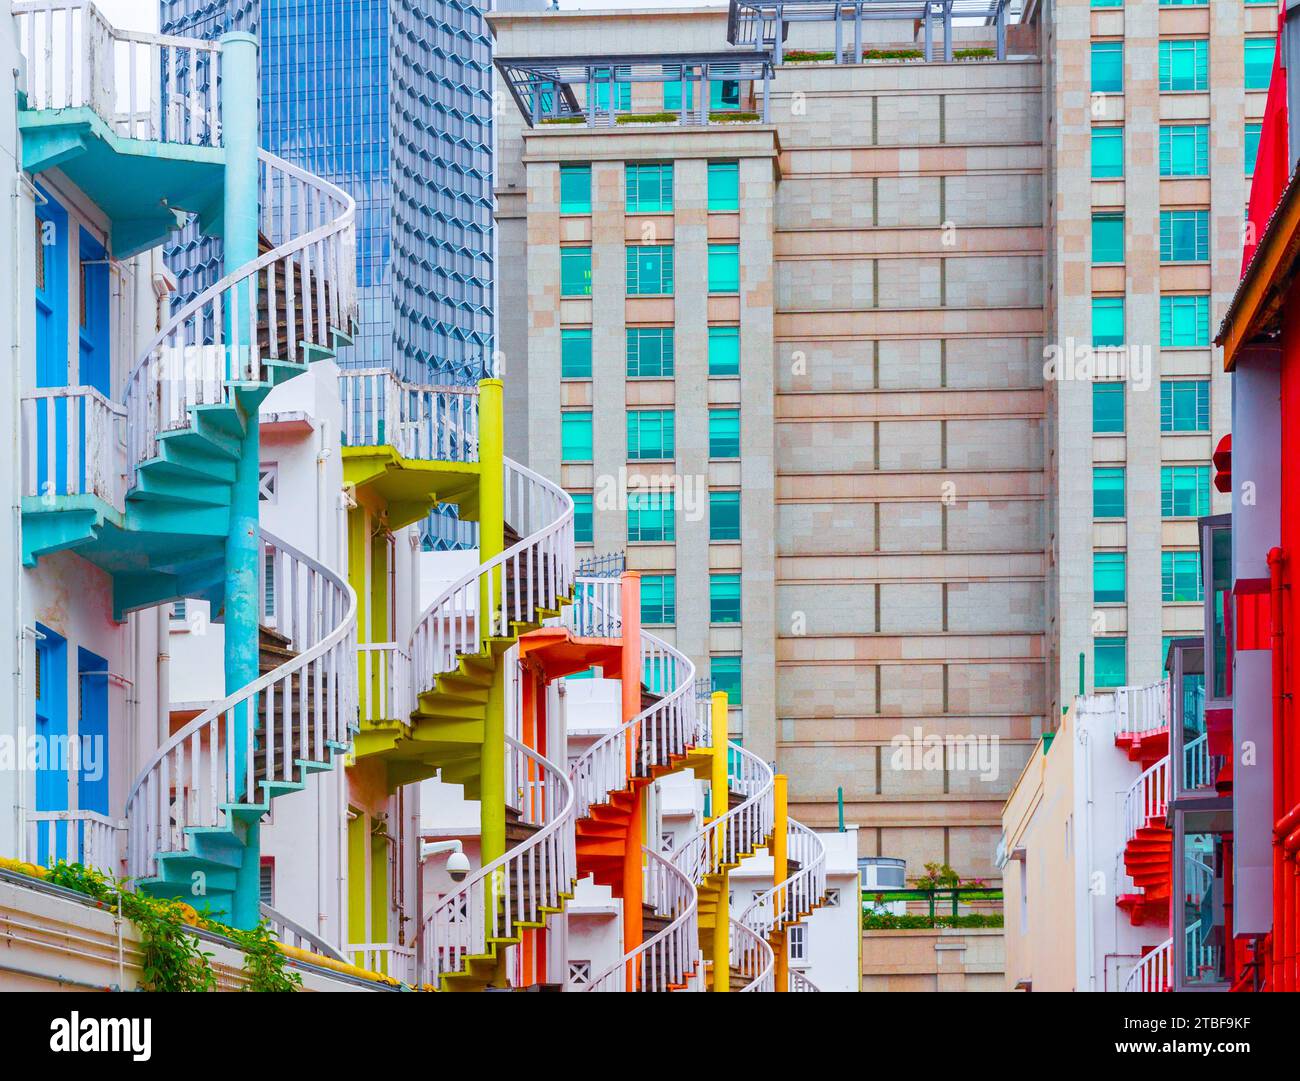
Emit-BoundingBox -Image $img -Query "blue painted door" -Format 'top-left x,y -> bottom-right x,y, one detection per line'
33,625 -> 68,865
77,648 -> 109,817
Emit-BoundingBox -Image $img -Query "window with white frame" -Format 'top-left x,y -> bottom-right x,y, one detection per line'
788,924 -> 806,962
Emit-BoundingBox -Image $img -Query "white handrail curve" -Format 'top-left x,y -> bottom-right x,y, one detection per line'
731,917 -> 775,992
583,847 -> 700,992
1122,753 -> 1171,846
126,529 -> 358,881
737,817 -> 827,943
421,735 -> 575,985
125,149 -> 357,478
671,742 -> 775,895
1124,937 -> 1173,992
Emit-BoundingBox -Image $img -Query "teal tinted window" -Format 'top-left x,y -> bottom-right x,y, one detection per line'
626,163 -> 673,213
591,70 -> 630,111
560,165 -> 591,214
561,248 -> 592,296
709,409 -> 740,458
626,327 -> 675,377
1092,127 -> 1124,178
1092,296 -> 1125,346
1161,380 -> 1210,432
708,162 -> 740,210
1162,550 -> 1204,602
1246,123 -> 1262,174
708,326 -> 740,375
1093,0 -> 1122,6
708,244 -> 740,294
1160,210 -> 1209,261
710,490 -> 741,541
1094,552 -> 1126,603
1092,214 -> 1124,263
561,412 -> 592,461
626,245 -> 674,295
1159,124 -> 1209,176
1245,38 -> 1275,90
641,574 -> 677,624
710,574 -> 741,623
571,492 -> 593,543
1162,465 -> 1210,517
1094,466 -> 1126,518
710,80 -> 741,110
627,492 -> 675,541
1095,638 -> 1127,688
561,328 -> 592,378
627,409 -> 675,460
1093,382 -> 1125,434
1160,39 -> 1208,91
711,655 -> 742,705
1092,42 -> 1124,92
1160,295 -> 1210,346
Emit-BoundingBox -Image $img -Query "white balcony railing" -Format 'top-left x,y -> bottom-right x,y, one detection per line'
338,369 -> 479,463
347,942 -> 417,985
25,809 -> 123,878
357,642 -> 412,725
20,387 -> 124,510
14,1 -> 223,147
1114,680 -> 1170,743
789,969 -> 821,992
260,902 -> 346,962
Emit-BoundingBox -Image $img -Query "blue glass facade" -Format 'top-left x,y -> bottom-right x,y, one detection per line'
160,0 -> 494,383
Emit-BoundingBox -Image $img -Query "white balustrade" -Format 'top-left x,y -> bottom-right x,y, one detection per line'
564,575 -> 623,639
125,150 -> 356,480
789,969 -> 821,992
408,458 -> 573,696
20,386 -> 124,509
338,369 -> 479,462
738,817 -> 827,944
1114,679 -> 1170,743
730,917 -> 775,993
25,809 -> 123,878
357,642 -> 411,726
421,735 -> 575,986
15,0 -> 222,146
1182,732 -> 1222,792
1124,937 -> 1173,992
1183,919 -> 1221,983
1122,753 -> 1171,846
259,902 -> 346,962
126,530 -> 357,881
584,848 -> 700,992
347,942 -> 417,984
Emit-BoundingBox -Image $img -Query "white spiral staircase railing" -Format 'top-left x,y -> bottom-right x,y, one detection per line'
1122,753 -> 1170,846
789,969 -> 821,992
1124,937 -> 1173,992
569,627 -> 704,824
672,742 -> 775,892
584,848 -> 700,992
1113,679 -> 1171,743
338,369 -> 479,461
730,917 -> 775,993
408,458 -> 574,683
738,817 -> 828,944
259,902 -> 347,963
125,149 -> 357,478
127,530 -> 358,880
421,735 -> 575,985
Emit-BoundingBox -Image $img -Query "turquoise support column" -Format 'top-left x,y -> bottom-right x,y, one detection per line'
219,31 -> 262,929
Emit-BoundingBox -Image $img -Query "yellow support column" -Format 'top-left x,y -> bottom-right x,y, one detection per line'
476,378 -> 507,986
773,774 -> 789,992
710,691 -> 729,991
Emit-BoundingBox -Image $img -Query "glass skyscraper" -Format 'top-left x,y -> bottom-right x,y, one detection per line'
160,0 -> 495,384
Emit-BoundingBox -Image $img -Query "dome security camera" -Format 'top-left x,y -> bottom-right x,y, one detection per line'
446,850 -> 471,883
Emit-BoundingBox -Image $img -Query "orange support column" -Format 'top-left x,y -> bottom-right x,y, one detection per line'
773,774 -> 789,991
619,571 -> 643,984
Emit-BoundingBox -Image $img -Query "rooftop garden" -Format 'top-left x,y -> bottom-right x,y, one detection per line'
782,47 -> 996,64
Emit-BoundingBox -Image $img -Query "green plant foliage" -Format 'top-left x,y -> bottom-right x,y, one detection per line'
220,920 -> 304,992
862,912 -> 1004,930
44,861 -> 217,991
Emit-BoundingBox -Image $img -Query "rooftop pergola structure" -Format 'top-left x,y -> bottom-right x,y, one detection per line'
495,52 -> 778,127
727,0 -> 1016,63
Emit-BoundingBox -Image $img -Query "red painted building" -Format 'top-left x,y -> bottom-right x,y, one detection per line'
1215,9 -> 1300,992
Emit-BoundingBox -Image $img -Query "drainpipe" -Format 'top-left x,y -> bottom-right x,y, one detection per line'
1079,719 -> 1096,992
